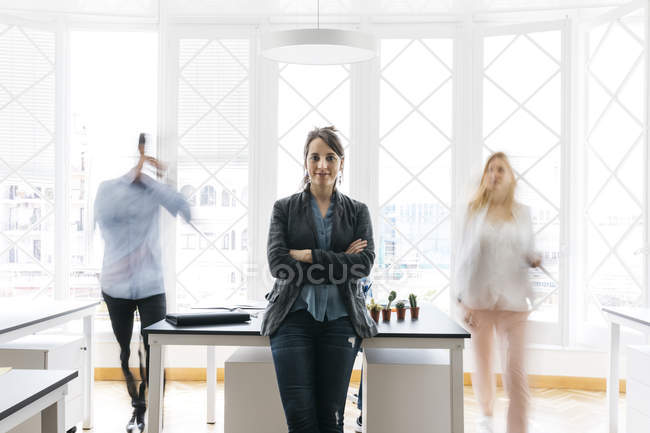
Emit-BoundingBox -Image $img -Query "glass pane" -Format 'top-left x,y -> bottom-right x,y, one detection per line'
377,38 -> 453,313
277,64 -> 350,199
484,33 -> 559,103
69,31 -> 158,305
585,11 -> 646,324
176,38 -> 249,310
482,29 -> 563,323
0,25 -> 55,300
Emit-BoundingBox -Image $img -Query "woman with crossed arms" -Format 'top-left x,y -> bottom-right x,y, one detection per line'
261,126 -> 377,433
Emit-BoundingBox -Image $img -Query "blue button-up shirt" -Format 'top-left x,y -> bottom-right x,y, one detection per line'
291,195 -> 348,321
94,170 -> 191,300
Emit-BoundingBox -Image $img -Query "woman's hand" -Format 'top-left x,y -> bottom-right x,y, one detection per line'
289,239 -> 366,265
345,239 -> 367,254
289,249 -> 312,263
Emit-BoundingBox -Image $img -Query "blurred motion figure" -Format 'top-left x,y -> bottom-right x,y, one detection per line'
455,152 -> 540,433
94,133 -> 191,433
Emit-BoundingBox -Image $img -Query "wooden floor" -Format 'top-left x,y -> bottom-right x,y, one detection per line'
88,381 -> 625,433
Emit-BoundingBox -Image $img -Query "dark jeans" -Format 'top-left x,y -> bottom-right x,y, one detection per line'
103,291 -> 166,410
270,310 -> 362,433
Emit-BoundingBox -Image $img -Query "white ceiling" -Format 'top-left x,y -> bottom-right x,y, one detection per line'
0,0 -> 636,19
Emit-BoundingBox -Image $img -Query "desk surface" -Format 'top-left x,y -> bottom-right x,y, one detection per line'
602,306 -> 650,327
0,369 -> 77,420
144,305 -> 470,339
0,300 -> 100,336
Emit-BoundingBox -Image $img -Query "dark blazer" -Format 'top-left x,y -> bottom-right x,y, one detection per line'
260,188 -> 378,338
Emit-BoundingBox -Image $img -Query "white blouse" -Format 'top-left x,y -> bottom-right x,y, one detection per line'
455,203 -> 538,312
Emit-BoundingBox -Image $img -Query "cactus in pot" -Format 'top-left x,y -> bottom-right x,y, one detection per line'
395,300 -> 406,320
382,291 -> 397,321
408,293 -> 420,319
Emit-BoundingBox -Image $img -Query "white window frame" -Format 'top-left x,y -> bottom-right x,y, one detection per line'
0,15 -> 61,299
64,21 -> 159,304
1,4 -> 647,354
473,20 -> 570,345
576,1 -> 649,349
162,24 -> 259,308
358,23 -> 457,312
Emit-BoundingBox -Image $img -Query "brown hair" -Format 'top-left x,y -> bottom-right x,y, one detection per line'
468,152 -> 516,217
301,126 -> 345,191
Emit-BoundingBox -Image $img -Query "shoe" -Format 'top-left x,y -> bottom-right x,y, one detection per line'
126,407 -> 145,433
354,413 -> 362,433
476,415 -> 494,433
136,408 -> 145,431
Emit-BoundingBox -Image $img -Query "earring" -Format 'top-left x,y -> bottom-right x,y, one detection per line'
306,170 -> 311,183
338,172 -> 342,185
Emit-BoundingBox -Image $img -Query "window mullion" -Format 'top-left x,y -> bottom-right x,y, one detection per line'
248,30 -> 278,301
350,56 -> 380,236
644,2 -> 650,311
560,19 -> 572,347
452,17 -> 479,311
55,17 -> 70,300
159,6 -> 178,312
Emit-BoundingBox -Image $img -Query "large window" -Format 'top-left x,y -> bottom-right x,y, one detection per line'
69,30 -> 158,300
276,63 -> 351,198
0,23 -> 55,299
375,37 -> 453,312
1,5 -> 648,354
480,24 -> 565,333
175,36 -> 250,310
583,8 -> 647,327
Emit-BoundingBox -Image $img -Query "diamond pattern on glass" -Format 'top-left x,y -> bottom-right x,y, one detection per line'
482,28 -> 562,322
277,63 -> 351,198
0,25 -> 55,299
377,38 -> 453,311
176,38 -> 249,309
585,11 -> 646,317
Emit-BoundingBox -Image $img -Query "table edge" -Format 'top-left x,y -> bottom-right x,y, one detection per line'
0,301 -> 100,336
0,370 -> 78,421
143,328 -> 470,339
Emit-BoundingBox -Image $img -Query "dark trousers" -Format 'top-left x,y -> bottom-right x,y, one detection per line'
103,292 -> 166,410
270,310 -> 361,433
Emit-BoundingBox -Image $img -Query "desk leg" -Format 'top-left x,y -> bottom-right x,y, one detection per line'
82,313 -> 94,429
148,343 -> 164,433
450,345 -> 464,433
42,395 -> 66,433
207,346 -> 216,424
608,322 -> 620,433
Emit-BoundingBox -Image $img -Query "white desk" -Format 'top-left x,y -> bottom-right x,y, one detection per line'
602,307 -> 650,433
144,305 -> 470,433
0,369 -> 77,433
0,300 -> 99,430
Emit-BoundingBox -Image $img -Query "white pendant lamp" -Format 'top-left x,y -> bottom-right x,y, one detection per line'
261,1 -> 377,65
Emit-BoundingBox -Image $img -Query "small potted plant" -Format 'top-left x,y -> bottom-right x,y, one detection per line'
395,300 -> 406,320
382,291 -> 396,321
367,298 -> 382,323
409,293 -> 419,319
